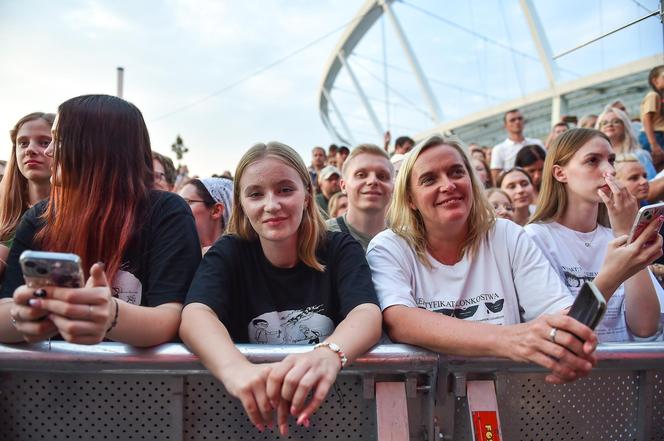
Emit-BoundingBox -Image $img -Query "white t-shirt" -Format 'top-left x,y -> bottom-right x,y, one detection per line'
366,219 -> 572,325
525,221 -> 663,342
490,137 -> 544,171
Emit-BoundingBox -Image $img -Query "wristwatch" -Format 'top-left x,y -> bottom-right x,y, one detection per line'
313,342 -> 348,369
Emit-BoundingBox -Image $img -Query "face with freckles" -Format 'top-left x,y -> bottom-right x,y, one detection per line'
239,155 -> 308,246
408,144 -> 472,232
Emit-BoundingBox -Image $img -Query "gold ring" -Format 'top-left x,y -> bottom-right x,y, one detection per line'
549,327 -> 558,344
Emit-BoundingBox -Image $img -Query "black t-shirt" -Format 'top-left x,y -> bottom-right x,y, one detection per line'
185,231 -> 379,344
1,191 -> 201,307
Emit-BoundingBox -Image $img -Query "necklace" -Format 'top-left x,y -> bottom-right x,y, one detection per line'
575,226 -> 598,247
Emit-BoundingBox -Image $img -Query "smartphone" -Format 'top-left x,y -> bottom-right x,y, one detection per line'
627,202 -> 664,244
19,250 -> 84,288
568,281 -> 606,331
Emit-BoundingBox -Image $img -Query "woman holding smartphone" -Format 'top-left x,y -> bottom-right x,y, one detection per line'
0,94 -> 201,346
180,142 -> 381,435
367,134 -> 659,385
526,128 -> 662,341
0,112 -> 54,281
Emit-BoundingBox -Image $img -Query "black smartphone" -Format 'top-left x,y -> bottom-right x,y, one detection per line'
19,250 -> 84,288
567,281 -> 606,330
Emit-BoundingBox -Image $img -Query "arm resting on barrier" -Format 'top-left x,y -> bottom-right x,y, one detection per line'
383,304 -> 597,384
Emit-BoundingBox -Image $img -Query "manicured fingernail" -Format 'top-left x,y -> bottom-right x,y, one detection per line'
267,422 -> 274,430
280,423 -> 289,436
33,289 -> 47,298
585,362 -> 592,370
290,406 -> 297,416
303,417 -> 310,428
28,299 -> 40,307
255,424 -> 264,432
96,262 -> 106,271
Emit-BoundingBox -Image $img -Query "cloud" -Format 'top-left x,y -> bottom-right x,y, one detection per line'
63,1 -> 131,34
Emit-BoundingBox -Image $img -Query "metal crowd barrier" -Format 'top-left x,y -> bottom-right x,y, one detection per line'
1,342 -> 663,440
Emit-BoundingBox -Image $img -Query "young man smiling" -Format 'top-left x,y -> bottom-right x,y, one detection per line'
326,144 -> 394,251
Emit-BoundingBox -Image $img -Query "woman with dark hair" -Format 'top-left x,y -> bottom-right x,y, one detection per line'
0,112 -> 54,280
639,65 -> 664,160
0,94 -> 201,346
180,142 -> 381,435
179,177 -> 233,252
515,144 -> 546,193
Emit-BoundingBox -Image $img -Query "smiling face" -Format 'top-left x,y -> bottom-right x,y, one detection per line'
598,111 -> 625,143
616,161 -> 649,202
554,136 -> 616,204
408,144 -> 472,232
341,152 -> 393,213
15,118 -> 53,183
500,170 -> 535,209
239,155 -> 307,246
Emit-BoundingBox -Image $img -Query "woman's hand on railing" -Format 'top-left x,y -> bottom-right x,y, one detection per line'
266,349 -> 341,435
25,263 -> 115,344
219,361 -> 277,433
503,313 -> 598,384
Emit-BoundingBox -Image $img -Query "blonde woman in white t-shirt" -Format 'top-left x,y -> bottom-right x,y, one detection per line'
368,135 -> 600,384
526,128 -> 662,342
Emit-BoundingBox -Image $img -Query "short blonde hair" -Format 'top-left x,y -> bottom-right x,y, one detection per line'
227,142 -> 327,272
341,143 -> 393,178
387,134 -> 495,267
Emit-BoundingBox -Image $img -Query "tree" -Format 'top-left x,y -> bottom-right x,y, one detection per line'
171,135 -> 189,164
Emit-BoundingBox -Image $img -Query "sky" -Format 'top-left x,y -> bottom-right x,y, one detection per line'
0,0 -> 661,177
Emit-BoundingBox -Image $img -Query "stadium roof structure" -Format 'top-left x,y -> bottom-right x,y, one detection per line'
317,0 -> 663,148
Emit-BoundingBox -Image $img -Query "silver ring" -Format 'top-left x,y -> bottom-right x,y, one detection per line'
88,305 -> 93,319
549,327 -> 558,344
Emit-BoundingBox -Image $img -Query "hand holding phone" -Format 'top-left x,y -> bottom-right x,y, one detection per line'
19,251 -> 84,288
627,202 -> 664,245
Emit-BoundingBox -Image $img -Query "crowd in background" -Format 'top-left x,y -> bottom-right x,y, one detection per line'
0,65 -> 661,435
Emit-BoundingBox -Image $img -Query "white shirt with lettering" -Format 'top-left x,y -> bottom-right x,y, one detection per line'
525,221 -> 663,342
366,219 -> 572,325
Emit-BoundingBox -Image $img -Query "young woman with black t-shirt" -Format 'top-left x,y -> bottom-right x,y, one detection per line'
0,95 -> 201,346
180,142 -> 381,435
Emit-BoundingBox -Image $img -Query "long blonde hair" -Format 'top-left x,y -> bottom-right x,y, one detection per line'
387,134 -> 495,267
596,106 -> 640,154
530,128 -> 610,227
0,112 -> 55,243
227,142 -> 327,272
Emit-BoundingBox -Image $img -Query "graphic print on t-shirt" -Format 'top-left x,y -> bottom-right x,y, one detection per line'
248,304 -> 335,344
111,269 -> 142,305
418,293 -> 505,323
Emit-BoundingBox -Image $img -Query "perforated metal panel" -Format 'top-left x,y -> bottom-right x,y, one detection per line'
0,372 -> 183,441
496,372 -> 640,441
183,375 -> 376,440
652,370 -> 664,441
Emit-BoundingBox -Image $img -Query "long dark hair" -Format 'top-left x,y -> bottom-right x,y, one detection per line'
37,95 -> 153,281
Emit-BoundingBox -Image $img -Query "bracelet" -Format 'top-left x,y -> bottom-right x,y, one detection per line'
106,298 -> 119,333
312,342 -> 347,369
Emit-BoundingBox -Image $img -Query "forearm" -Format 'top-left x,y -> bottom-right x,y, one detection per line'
643,114 -> 659,146
624,270 -> 660,337
106,301 -> 182,347
384,305 -> 507,358
180,304 -> 250,380
648,177 -> 664,201
593,271 -> 622,302
324,303 -> 381,363
0,300 -> 24,343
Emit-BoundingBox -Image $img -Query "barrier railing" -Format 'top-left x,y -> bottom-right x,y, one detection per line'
0,342 -> 438,441
1,342 -> 663,441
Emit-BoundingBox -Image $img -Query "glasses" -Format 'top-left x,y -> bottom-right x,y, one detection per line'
183,198 -> 206,205
599,119 -> 623,127
491,202 -> 514,212
154,171 -> 167,182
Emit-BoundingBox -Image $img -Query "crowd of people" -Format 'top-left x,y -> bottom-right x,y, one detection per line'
0,65 -> 662,434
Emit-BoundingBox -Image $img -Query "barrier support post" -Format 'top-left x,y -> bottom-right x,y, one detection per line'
375,381 -> 410,441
